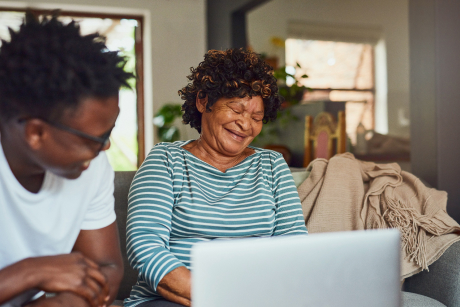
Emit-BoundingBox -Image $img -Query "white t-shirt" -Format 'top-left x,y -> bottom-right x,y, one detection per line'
0,140 -> 116,307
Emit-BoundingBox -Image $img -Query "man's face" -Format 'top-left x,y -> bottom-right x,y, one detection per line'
33,96 -> 119,179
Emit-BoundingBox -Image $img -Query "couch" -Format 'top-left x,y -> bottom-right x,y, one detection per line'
113,171 -> 460,307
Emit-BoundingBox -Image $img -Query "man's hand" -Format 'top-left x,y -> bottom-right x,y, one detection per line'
72,222 -> 124,306
24,292 -> 99,307
0,223 -> 121,307
27,253 -> 110,307
0,253 -> 109,307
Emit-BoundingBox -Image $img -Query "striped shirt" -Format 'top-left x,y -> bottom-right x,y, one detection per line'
125,141 -> 308,306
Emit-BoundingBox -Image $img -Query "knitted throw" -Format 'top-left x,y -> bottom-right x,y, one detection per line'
297,153 -> 460,279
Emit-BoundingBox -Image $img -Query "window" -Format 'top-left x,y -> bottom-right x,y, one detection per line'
0,9 -> 145,170
285,39 -> 375,144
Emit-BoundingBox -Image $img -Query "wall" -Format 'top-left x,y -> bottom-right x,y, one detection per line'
207,0 -> 269,50
207,0 -> 245,50
410,0 -> 460,222
0,0 -> 205,151
247,0 -> 410,138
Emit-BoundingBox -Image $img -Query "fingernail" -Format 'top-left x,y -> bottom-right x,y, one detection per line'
105,295 -> 110,301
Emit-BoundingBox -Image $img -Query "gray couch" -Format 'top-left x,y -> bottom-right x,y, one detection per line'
113,171 -> 460,306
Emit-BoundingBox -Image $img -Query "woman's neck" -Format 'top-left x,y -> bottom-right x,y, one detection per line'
183,138 -> 254,173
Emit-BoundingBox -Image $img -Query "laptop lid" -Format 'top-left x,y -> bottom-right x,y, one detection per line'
191,229 -> 401,307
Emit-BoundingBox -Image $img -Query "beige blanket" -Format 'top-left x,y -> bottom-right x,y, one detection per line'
297,153 -> 460,279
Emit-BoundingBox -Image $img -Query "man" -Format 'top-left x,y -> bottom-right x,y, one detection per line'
0,12 -> 133,307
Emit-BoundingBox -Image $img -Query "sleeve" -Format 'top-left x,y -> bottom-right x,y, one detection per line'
270,153 -> 308,236
126,144 -> 185,291
81,152 -> 116,230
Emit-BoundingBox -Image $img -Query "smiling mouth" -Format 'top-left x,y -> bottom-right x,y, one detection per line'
226,129 -> 247,141
81,160 -> 91,170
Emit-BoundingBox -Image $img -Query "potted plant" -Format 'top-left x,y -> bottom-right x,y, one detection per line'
153,103 -> 183,142
253,63 -> 309,146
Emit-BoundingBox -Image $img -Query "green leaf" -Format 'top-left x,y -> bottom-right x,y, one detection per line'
155,104 -> 182,125
154,103 -> 183,142
279,87 -> 288,98
153,115 -> 165,127
159,126 -> 180,142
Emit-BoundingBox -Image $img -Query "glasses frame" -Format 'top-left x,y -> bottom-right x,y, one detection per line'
19,117 -> 113,152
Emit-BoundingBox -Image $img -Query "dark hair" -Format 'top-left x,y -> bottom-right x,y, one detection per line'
0,12 -> 134,121
178,48 -> 282,133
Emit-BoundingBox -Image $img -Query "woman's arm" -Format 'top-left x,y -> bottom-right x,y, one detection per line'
127,145 -> 189,303
270,153 -> 309,236
156,266 -> 191,306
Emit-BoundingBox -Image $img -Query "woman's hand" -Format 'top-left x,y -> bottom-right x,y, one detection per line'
157,266 -> 192,307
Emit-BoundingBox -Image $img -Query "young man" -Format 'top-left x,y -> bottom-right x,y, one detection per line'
0,13 -> 133,307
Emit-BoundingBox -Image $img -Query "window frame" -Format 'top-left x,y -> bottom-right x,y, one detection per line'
0,7 -> 146,166
285,38 -> 377,137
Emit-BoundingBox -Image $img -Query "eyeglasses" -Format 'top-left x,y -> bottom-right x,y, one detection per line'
19,117 -> 114,152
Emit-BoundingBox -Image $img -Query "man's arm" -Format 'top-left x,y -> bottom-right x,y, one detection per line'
72,221 -> 124,305
0,253 -> 108,307
26,221 -> 123,307
0,257 -> 38,304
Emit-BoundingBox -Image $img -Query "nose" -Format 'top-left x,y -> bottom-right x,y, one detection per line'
236,115 -> 251,131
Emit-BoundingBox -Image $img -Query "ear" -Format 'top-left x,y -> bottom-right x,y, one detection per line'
196,93 -> 208,114
24,119 -> 48,151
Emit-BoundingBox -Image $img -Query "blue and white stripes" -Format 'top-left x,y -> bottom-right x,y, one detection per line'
124,141 -> 307,306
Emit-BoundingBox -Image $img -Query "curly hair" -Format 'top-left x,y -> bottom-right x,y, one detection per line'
0,12 -> 134,121
178,48 -> 282,133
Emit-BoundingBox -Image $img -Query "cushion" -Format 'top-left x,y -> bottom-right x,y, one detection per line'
113,292 -> 445,307
402,292 -> 446,306
290,169 -> 310,188
403,240 -> 460,306
114,171 -> 138,300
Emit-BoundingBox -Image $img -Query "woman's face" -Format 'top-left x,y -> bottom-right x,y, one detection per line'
199,95 -> 264,156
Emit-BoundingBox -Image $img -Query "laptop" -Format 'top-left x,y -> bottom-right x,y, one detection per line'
191,229 -> 401,307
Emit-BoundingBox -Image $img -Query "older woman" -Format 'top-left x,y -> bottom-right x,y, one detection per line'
125,49 -> 308,307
